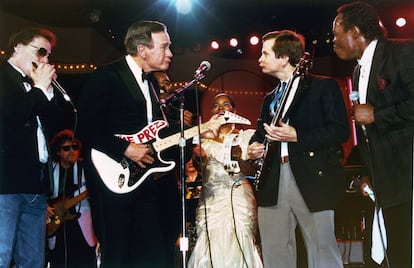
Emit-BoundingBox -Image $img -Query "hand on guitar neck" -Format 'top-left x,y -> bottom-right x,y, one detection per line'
200,114 -> 224,139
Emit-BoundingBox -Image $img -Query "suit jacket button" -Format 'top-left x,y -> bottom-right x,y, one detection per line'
318,171 -> 323,176
309,151 -> 315,157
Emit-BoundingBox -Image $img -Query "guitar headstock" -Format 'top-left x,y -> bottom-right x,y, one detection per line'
222,111 -> 251,125
294,51 -> 313,79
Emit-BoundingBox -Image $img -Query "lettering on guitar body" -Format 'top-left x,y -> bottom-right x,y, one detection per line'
116,121 -> 168,144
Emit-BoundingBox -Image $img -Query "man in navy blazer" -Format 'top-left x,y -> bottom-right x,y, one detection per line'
0,27 -> 59,268
248,30 -> 350,268
333,2 -> 414,267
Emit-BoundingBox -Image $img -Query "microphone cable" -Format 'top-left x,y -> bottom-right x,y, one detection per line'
53,78 -> 79,268
231,178 -> 250,268
360,130 -> 391,268
193,80 -> 214,268
350,90 -> 390,267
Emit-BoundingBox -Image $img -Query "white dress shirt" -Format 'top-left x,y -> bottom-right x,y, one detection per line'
357,40 -> 378,104
125,55 -> 153,124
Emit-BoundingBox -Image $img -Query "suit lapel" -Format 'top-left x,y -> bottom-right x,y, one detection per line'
283,76 -> 312,121
367,40 -> 386,102
117,58 -> 146,103
2,61 -> 28,93
116,59 -> 164,121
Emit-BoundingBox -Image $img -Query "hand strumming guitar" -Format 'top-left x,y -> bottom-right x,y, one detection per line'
124,143 -> 154,169
247,142 -> 265,160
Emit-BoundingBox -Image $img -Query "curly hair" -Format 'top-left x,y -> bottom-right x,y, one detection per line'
49,129 -> 82,162
337,1 -> 386,41
262,30 -> 305,66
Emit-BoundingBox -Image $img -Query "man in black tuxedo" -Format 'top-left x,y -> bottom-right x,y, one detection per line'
77,20 -> 218,267
77,20 -> 175,268
248,30 -> 350,267
0,27 -> 59,268
332,2 -> 414,267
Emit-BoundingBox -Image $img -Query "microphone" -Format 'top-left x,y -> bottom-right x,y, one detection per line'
349,91 -> 367,136
194,61 -> 211,77
32,62 -> 72,102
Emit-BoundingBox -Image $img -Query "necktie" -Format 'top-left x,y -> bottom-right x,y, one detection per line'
269,82 -> 286,117
352,64 -> 361,91
365,187 -> 387,264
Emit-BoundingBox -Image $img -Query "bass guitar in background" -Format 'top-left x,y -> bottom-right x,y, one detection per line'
46,190 -> 88,237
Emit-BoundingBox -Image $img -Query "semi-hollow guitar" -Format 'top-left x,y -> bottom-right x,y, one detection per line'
253,52 -> 312,191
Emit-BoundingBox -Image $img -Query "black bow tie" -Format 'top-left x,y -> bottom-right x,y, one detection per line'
22,75 -> 33,86
141,72 -> 149,83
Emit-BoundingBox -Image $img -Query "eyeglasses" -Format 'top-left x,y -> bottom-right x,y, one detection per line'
29,44 -> 50,57
61,145 -> 79,152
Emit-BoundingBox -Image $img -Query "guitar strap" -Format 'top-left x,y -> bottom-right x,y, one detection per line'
74,161 -> 85,213
51,161 -> 84,212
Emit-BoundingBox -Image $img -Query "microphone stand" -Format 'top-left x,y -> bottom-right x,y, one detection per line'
177,95 -> 188,268
163,72 -> 205,268
160,73 -> 205,106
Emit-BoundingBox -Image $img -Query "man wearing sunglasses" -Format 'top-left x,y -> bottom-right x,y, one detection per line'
0,27 -> 59,268
46,129 -> 98,268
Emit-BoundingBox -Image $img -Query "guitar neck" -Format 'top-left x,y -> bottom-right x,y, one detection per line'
62,190 -> 89,210
152,123 -> 210,152
151,111 -> 250,153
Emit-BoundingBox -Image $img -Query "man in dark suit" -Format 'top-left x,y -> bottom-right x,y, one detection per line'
77,20 -> 217,267
0,27 -> 58,268
77,20 -> 173,268
248,30 -> 350,267
332,2 -> 414,267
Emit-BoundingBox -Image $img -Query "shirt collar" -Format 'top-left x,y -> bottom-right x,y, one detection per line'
125,55 -> 145,82
7,59 -> 26,77
358,39 -> 378,67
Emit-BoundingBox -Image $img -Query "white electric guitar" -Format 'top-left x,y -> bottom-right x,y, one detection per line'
91,111 -> 251,194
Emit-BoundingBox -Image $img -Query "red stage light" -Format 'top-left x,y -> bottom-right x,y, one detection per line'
249,36 -> 259,46
396,17 -> 407,27
210,40 -> 219,50
229,38 -> 238,47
